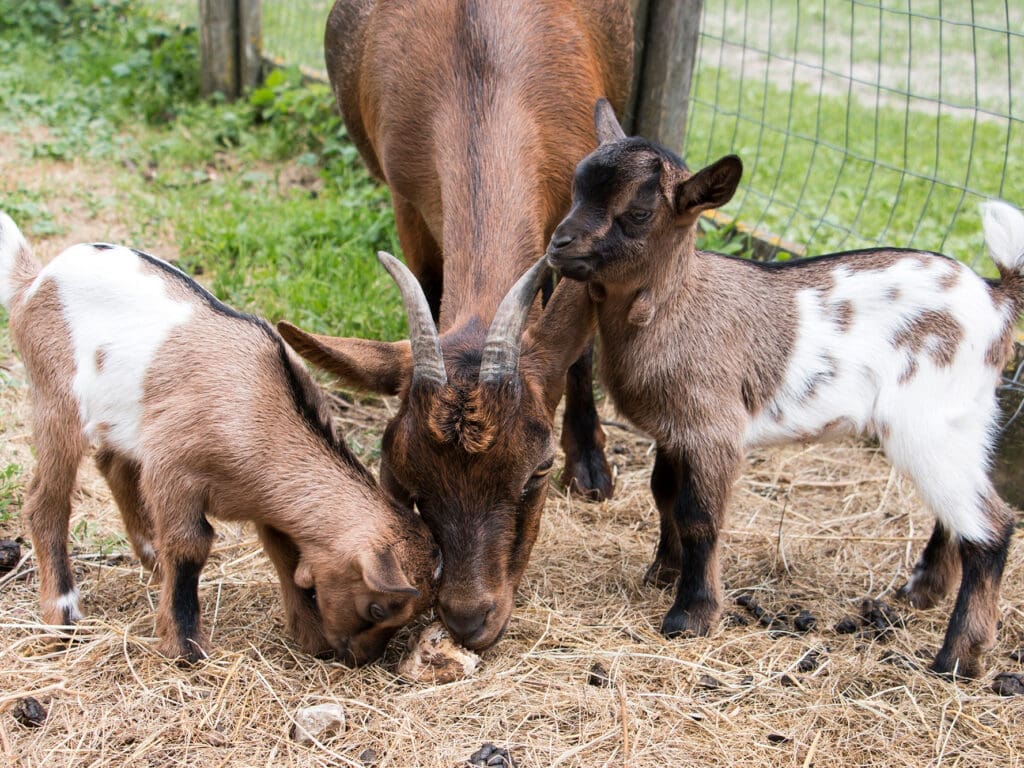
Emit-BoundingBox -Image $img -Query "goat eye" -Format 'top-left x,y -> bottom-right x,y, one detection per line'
368,603 -> 388,623
532,459 -> 554,478
628,209 -> 652,223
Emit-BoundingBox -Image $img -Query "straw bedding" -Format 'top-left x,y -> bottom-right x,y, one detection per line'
1,323 -> 1022,768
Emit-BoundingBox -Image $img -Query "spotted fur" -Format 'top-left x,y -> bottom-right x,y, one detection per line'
0,214 -> 438,666
546,102 -> 1022,677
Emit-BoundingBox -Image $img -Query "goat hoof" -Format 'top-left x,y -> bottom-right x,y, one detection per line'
561,452 -> 614,502
643,560 -> 680,589
661,608 -> 715,639
160,636 -> 209,665
930,651 -> 983,680
897,579 -> 944,610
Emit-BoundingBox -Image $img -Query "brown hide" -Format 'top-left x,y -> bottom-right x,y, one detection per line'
283,0 -> 633,649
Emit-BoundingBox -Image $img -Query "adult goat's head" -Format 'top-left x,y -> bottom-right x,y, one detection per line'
279,253 -> 593,650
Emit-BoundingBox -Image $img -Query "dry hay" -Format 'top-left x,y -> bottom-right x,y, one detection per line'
0,196 -> 1022,767
1,330 -> 1022,768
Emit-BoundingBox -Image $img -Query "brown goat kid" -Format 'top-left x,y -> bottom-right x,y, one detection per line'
278,0 -> 633,650
0,213 -> 438,665
545,100 -> 1021,677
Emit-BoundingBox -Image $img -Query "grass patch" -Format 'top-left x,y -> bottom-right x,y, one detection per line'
0,463 -> 21,524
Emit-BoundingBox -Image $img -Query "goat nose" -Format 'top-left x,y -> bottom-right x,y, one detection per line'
439,601 -> 491,643
550,232 -> 576,250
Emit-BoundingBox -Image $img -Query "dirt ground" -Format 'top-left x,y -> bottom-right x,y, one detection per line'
0,152 -> 1022,768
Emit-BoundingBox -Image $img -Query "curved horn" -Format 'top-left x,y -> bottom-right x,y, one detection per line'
479,256 -> 553,383
377,251 -> 447,386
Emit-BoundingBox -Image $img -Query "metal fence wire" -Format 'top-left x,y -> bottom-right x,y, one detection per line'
686,0 -> 1023,268
177,1 -> 1023,271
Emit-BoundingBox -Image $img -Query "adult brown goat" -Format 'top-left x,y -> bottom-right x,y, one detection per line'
278,0 -> 632,649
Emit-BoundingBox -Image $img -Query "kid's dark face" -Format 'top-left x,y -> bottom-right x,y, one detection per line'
546,141 -> 670,283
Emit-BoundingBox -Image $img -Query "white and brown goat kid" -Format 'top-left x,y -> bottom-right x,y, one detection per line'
0,213 -> 438,665
545,100 -> 1021,677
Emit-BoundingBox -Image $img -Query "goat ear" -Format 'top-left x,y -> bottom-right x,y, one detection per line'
277,321 -> 412,395
359,548 -> 420,597
594,98 -> 626,145
521,278 -> 597,412
674,155 -> 743,216
294,558 -> 315,590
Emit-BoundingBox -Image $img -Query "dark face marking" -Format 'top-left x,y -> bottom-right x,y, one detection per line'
380,370 -> 555,650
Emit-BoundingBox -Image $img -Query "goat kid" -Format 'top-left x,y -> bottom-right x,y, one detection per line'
545,100 -> 1020,677
0,213 -> 438,665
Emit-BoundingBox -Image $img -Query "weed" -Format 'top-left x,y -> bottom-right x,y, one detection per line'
0,463 -> 22,523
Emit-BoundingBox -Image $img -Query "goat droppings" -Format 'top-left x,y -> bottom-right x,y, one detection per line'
290,703 -> 346,746
397,621 -> 480,684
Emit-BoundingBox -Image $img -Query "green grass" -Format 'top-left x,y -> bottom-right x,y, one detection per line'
0,463 -> 21,524
0,0 -> 407,340
689,0 -> 1023,268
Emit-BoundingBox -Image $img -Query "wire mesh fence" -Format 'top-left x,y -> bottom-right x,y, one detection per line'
166,0 -> 1022,269
687,0 -> 1024,268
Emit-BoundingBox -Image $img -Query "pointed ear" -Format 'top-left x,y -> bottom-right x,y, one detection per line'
294,557 -> 315,590
521,278 -> 597,412
674,155 -> 743,216
594,98 -> 626,145
359,548 -> 420,597
277,321 -> 413,395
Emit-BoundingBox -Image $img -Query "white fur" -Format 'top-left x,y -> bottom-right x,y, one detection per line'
50,588 -> 82,623
0,211 -> 28,309
982,200 -> 1024,272
25,245 -> 193,459
745,252 -> 1008,543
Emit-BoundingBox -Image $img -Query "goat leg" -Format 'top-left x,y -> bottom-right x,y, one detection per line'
560,342 -> 614,500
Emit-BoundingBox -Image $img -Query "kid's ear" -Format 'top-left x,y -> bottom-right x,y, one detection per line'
674,155 -> 743,216
359,548 -> 420,597
277,321 -> 412,395
294,558 -> 315,590
594,98 -> 626,145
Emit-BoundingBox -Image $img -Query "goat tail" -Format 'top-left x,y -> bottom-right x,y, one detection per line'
982,200 -> 1024,315
0,211 -> 41,311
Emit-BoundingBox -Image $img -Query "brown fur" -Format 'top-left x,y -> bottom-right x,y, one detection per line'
546,112 -> 1022,675
5,243 -> 438,666
278,0 -> 633,649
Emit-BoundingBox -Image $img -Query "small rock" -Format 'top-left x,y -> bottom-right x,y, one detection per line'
793,609 -> 817,633
0,540 -> 21,573
11,696 -> 46,728
587,661 -> 613,688
767,733 -> 791,744
1009,648 -> 1024,663
468,743 -> 515,767
797,650 -> 823,673
358,747 -> 379,766
992,672 -> 1024,697
834,616 -> 859,634
290,703 -> 346,746
697,674 -> 721,690
398,622 -> 480,684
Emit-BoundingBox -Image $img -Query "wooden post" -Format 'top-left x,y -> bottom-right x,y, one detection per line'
623,0 -> 650,133
633,0 -> 704,156
199,0 -> 262,99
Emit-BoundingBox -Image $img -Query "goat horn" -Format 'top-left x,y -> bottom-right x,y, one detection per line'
479,256 -> 552,383
377,251 -> 447,386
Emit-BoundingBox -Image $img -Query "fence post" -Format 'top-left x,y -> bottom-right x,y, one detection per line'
633,0 -> 704,156
623,0 -> 650,133
199,0 -> 262,99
